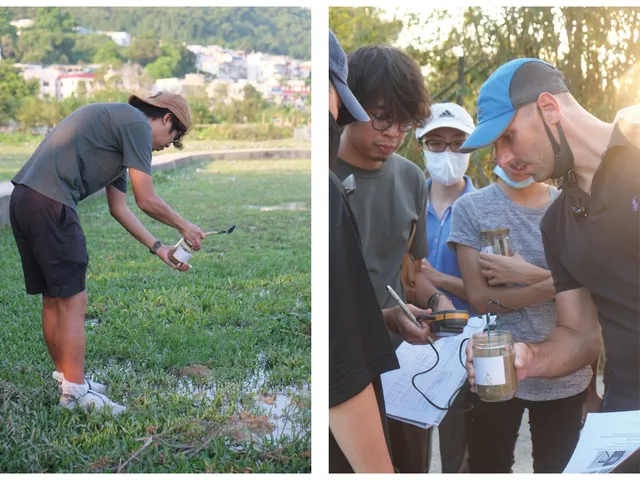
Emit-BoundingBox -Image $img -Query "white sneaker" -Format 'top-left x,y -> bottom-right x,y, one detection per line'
59,389 -> 127,416
52,371 -> 108,395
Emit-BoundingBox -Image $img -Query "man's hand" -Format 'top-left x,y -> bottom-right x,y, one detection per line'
421,259 -> 442,288
384,305 -> 434,345
478,252 -> 541,286
156,245 -> 191,271
179,222 -> 206,250
465,339 -> 534,392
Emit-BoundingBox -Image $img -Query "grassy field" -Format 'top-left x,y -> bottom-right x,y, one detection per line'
0,140 -> 310,183
0,157 -> 311,473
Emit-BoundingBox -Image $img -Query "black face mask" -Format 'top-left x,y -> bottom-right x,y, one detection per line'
329,111 -> 343,166
537,106 -> 574,178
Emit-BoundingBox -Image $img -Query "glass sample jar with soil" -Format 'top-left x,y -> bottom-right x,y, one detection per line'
472,330 -> 518,402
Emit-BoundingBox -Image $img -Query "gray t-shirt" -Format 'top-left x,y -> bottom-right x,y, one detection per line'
12,103 -> 153,208
331,153 -> 428,310
447,182 -> 591,401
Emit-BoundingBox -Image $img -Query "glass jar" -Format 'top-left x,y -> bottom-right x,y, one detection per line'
168,237 -> 195,265
480,228 -> 511,256
472,330 -> 518,402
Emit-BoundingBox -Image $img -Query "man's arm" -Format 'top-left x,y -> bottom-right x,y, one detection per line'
456,245 -> 556,314
106,184 -> 156,250
106,185 -> 190,271
465,287 -> 602,391
421,259 -> 468,300
414,266 -> 455,310
129,168 -> 205,249
518,288 -> 602,379
329,383 -> 395,473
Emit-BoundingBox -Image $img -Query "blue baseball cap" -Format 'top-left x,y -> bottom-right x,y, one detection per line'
460,58 -> 568,153
329,30 -> 369,124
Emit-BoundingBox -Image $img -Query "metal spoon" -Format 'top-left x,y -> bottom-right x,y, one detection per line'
204,224 -> 236,236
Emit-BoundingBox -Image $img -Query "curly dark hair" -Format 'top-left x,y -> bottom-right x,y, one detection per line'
341,45 -> 431,127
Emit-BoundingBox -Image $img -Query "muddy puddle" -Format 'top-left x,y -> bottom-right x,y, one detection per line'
87,357 -> 309,449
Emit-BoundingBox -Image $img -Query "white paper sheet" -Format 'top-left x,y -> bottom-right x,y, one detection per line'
381,315 -> 495,429
563,410 -> 640,473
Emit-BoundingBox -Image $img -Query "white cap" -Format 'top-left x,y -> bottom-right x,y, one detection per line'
415,102 -> 476,140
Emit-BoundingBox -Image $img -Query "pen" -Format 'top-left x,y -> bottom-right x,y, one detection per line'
386,285 -> 422,328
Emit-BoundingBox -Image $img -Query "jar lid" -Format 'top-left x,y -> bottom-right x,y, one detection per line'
480,228 -> 510,238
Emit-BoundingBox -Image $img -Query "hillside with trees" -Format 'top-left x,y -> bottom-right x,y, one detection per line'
3,7 -> 311,60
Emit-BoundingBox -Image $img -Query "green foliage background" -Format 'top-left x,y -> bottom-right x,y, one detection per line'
330,7 -> 640,186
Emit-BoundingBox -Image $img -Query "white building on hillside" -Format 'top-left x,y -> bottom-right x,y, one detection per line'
22,66 -> 60,99
57,72 -> 96,99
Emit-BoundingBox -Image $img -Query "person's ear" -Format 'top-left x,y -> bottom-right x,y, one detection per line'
536,93 -> 560,126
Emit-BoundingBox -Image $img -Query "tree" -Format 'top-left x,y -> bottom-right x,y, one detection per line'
0,63 -> 39,122
4,7 -> 311,60
336,7 -> 640,185
144,41 -> 197,80
16,8 -> 77,64
124,31 -> 163,66
72,33 -> 112,64
92,41 -> 124,64
329,7 -> 403,54
145,56 -> 174,80
16,96 -> 62,131
0,8 -> 18,60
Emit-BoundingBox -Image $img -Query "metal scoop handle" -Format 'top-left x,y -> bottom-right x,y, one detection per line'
204,224 -> 236,236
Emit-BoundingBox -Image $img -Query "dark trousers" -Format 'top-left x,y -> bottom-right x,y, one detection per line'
437,383 -> 469,473
602,390 -> 640,473
466,389 -> 587,473
387,417 -> 432,473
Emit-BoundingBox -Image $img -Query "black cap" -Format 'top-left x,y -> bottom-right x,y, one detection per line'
329,30 -> 369,124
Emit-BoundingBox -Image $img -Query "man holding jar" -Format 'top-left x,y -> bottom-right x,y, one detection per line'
9,92 -> 205,415
460,58 -> 639,472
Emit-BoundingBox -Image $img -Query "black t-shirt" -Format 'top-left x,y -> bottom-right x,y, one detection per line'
540,120 -> 640,411
329,171 -> 400,472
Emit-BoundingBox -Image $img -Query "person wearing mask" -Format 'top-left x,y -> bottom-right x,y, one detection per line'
415,102 -> 477,473
460,58 -> 639,472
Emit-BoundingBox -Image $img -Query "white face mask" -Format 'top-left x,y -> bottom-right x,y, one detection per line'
423,151 -> 469,186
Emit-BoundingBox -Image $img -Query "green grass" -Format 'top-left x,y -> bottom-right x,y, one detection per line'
0,158 -> 311,473
0,141 -> 310,183
0,146 -> 35,183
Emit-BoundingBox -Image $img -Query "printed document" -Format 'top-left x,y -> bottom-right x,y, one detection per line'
563,410 -> 640,473
382,315 -> 495,429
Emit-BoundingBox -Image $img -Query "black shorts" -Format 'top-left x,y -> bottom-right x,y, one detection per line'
9,184 -> 88,298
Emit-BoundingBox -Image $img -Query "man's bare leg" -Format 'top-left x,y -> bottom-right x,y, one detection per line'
42,295 -> 64,374
56,291 -> 87,385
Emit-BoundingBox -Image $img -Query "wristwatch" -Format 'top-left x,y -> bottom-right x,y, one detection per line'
149,239 -> 163,254
427,292 -> 450,311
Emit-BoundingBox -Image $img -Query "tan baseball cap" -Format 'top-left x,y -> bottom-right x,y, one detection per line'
128,91 -> 192,132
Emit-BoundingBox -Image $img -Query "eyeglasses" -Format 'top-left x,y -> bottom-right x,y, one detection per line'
368,113 -> 416,133
419,139 -> 466,153
170,114 -> 187,147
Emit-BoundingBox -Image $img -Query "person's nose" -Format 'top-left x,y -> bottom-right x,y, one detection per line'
382,123 -> 401,138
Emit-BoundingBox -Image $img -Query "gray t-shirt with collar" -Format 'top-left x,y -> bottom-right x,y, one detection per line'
12,102 -> 153,208
447,182 -> 591,401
